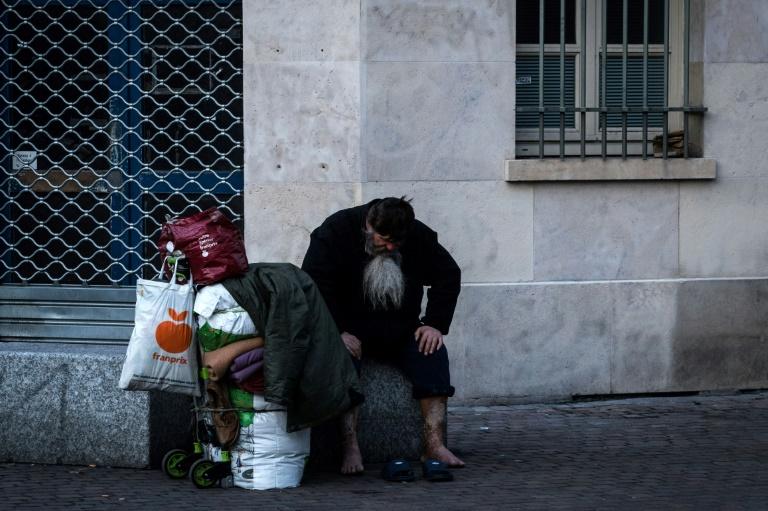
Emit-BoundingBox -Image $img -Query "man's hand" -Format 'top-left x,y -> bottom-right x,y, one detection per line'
415,325 -> 443,355
341,332 -> 362,359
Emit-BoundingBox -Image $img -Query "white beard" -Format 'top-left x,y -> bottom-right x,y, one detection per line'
362,253 -> 404,311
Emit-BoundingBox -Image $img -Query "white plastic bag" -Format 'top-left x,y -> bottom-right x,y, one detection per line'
193,283 -> 241,319
230,395 -> 310,490
194,282 -> 257,336
199,308 -> 257,336
119,260 -> 200,396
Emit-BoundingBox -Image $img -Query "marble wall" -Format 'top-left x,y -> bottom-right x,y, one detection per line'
450,278 -> 768,402
682,0 -> 768,279
240,0 -> 768,402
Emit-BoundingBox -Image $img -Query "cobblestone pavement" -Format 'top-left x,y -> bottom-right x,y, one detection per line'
2,392 -> 767,510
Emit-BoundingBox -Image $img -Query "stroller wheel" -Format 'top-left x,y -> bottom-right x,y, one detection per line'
161,449 -> 190,479
190,459 -> 218,489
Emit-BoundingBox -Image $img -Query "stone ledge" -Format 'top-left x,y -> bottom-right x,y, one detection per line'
0,342 -> 191,468
505,157 -> 717,181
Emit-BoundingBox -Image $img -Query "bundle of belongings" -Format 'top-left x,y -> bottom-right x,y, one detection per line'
121,208 -> 362,490
197,264 -> 363,490
195,283 -> 307,490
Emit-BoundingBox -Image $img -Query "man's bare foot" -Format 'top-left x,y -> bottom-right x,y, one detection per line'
340,438 -> 364,474
424,444 -> 465,468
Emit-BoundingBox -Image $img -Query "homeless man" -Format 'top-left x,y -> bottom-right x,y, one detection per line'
301,196 -> 464,474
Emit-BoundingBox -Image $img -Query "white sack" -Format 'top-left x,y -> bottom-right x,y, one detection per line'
230,395 -> 309,490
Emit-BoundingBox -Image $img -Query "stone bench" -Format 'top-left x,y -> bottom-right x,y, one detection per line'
0,342 -> 191,468
0,342 -> 442,468
309,360 -> 434,467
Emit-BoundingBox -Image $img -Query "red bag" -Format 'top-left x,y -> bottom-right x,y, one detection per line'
158,208 -> 249,286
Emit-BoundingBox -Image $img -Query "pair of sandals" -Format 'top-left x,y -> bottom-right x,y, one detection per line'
381,458 -> 454,482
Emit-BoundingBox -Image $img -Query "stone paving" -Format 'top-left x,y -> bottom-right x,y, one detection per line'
1,391 -> 767,510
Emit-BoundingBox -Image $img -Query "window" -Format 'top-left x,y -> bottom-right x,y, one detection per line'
515,0 -> 699,158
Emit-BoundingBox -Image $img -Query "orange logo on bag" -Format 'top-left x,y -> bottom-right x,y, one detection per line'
155,308 -> 192,353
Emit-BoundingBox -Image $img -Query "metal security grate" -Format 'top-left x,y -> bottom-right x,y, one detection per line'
0,0 -> 244,287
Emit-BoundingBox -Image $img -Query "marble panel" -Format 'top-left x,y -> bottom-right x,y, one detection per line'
679,178 -> 768,277
444,324 -> 467,402
365,62 -> 515,181
244,62 -> 360,183
610,281 -> 678,394
704,0 -> 768,63
703,64 -> 768,123
363,181 -> 533,282
364,0 -> 515,62
243,0 -> 360,62
243,182 -> 362,267
533,182 -> 679,281
671,278 -> 768,390
451,283 -> 613,401
450,278 -> 768,402
703,63 -> 768,177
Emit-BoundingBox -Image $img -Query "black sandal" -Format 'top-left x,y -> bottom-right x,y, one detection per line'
422,458 -> 454,482
381,459 -> 416,482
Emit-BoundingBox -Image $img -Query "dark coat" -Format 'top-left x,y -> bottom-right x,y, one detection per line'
222,263 -> 362,432
301,200 -> 461,342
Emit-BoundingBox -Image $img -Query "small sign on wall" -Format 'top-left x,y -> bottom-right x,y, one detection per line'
12,151 -> 37,171
516,76 -> 532,85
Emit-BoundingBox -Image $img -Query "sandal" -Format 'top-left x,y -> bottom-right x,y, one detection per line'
422,458 -> 453,482
381,459 -> 416,482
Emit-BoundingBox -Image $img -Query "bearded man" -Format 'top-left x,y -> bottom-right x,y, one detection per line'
301,196 -> 464,474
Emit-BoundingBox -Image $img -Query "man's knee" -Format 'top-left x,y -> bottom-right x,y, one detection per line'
400,344 -> 454,399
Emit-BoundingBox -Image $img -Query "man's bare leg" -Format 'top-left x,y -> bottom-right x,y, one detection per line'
420,396 -> 465,467
340,406 -> 364,474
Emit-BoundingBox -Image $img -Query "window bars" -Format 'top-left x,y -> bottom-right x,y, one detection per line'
0,0 -> 244,287
515,0 -> 706,159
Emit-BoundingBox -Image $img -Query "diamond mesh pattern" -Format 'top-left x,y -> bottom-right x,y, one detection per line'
1,0 -> 244,286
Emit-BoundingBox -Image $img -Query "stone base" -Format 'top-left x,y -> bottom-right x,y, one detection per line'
310,360 -> 438,468
0,342 -> 192,468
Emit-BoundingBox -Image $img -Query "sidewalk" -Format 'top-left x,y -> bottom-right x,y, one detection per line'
1,391 -> 767,510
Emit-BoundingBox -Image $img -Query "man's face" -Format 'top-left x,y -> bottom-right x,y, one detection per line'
365,223 -> 401,255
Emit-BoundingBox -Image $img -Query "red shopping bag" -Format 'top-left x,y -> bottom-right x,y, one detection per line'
158,207 -> 249,285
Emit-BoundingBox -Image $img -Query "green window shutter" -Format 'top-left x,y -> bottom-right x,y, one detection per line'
516,56 -> 575,129
601,56 -> 664,127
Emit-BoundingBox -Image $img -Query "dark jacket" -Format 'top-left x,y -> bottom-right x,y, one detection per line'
301,200 -> 461,342
222,263 -> 362,432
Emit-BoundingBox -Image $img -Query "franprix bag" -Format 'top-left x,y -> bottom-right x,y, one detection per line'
119,260 -> 200,396
158,208 -> 248,286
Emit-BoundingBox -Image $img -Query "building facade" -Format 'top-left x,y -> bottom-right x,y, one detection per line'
2,0 -> 767,466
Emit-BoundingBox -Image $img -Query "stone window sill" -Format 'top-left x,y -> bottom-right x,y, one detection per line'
505,158 -> 717,182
